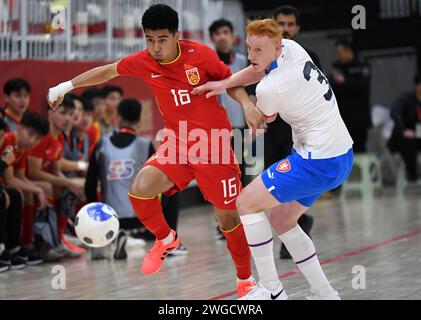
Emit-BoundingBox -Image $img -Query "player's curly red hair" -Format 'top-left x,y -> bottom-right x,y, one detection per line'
246,18 -> 282,42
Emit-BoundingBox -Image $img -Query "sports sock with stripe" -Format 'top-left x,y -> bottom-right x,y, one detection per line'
240,213 -> 282,291
278,224 -> 335,297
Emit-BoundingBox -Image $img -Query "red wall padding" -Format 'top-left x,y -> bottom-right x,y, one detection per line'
0,60 -> 163,137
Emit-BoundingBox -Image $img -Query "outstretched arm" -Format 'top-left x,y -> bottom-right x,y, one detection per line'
192,66 -> 264,98
48,61 -> 120,110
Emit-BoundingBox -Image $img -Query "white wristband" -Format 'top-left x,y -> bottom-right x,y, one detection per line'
77,161 -> 88,171
48,80 -> 74,103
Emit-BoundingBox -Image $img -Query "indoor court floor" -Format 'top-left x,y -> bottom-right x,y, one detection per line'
1,188 -> 421,300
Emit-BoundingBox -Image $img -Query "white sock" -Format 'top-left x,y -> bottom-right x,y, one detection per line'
240,213 -> 282,291
161,231 -> 174,245
278,224 -> 335,297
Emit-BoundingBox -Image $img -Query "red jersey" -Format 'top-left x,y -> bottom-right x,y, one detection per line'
117,40 -> 233,160
0,132 -> 27,170
27,132 -> 64,172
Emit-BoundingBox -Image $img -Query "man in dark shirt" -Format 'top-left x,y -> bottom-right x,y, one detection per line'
330,39 -> 372,152
388,74 -> 421,181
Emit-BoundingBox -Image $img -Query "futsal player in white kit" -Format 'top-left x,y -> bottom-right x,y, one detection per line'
193,18 -> 354,300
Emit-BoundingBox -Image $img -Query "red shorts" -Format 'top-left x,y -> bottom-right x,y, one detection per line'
144,149 -> 242,210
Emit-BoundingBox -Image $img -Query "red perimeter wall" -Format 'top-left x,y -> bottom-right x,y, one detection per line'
0,60 -> 163,137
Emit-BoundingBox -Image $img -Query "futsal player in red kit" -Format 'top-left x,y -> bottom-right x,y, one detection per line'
47,4 -> 264,297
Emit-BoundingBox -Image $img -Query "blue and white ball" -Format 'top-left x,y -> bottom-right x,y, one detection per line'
74,202 -> 120,248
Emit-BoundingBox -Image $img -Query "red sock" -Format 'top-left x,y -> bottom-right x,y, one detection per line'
53,201 -> 67,240
222,223 -> 252,280
57,214 -> 68,240
20,205 -> 34,246
128,193 -> 170,240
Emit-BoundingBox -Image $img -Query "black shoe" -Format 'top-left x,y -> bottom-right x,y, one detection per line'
113,230 -> 128,260
9,251 -> 27,270
132,228 -> 155,241
0,253 -> 10,273
20,247 -> 44,266
280,214 -> 314,260
167,243 -> 188,257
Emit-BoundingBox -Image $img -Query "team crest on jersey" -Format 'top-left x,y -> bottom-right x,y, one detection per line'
184,64 -> 200,85
276,160 -> 291,173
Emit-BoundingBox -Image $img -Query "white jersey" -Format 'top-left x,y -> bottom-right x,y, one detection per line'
256,39 -> 353,159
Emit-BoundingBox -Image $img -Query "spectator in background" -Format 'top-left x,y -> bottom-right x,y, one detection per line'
330,39 -> 372,152
2,78 -> 31,132
82,87 -> 106,145
209,19 -> 248,181
0,111 -> 49,264
72,96 -> 95,160
27,95 -> 86,258
60,94 -> 90,174
100,85 -> 123,138
0,117 -> 26,272
274,5 -> 322,70
57,95 -> 93,245
85,98 -> 186,259
247,5 -> 316,259
388,74 -> 421,182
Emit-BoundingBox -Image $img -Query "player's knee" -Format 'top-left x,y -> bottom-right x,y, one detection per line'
236,189 -> 255,215
216,211 -> 240,230
130,173 -> 152,198
38,181 -> 53,198
130,166 -> 162,198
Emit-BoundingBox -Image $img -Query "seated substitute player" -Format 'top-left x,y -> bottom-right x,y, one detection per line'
2,78 -> 31,132
27,95 -> 86,257
82,87 -> 106,146
47,4 -> 264,297
0,111 -> 50,264
0,118 -> 26,271
193,19 -> 354,300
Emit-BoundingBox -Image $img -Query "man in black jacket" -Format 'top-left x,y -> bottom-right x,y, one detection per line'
330,39 -> 372,152
388,74 -> 421,181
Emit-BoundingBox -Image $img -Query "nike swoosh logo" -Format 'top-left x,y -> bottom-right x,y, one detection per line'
271,289 -> 284,300
223,198 -> 236,205
151,74 -> 163,78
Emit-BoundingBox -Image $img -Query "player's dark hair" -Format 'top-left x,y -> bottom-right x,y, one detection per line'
21,111 -> 49,136
274,5 -> 301,26
59,93 -> 76,111
414,74 -> 421,85
142,4 -> 179,34
81,97 -> 94,113
0,117 -> 7,131
68,93 -> 94,113
101,85 -> 124,99
118,98 -> 142,124
82,87 -> 103,101
209,19 -> 234,36
335,39 -> 355,52
3,78 -> 31,95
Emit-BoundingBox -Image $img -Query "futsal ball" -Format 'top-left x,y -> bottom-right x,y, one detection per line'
74,202 -> 120,248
